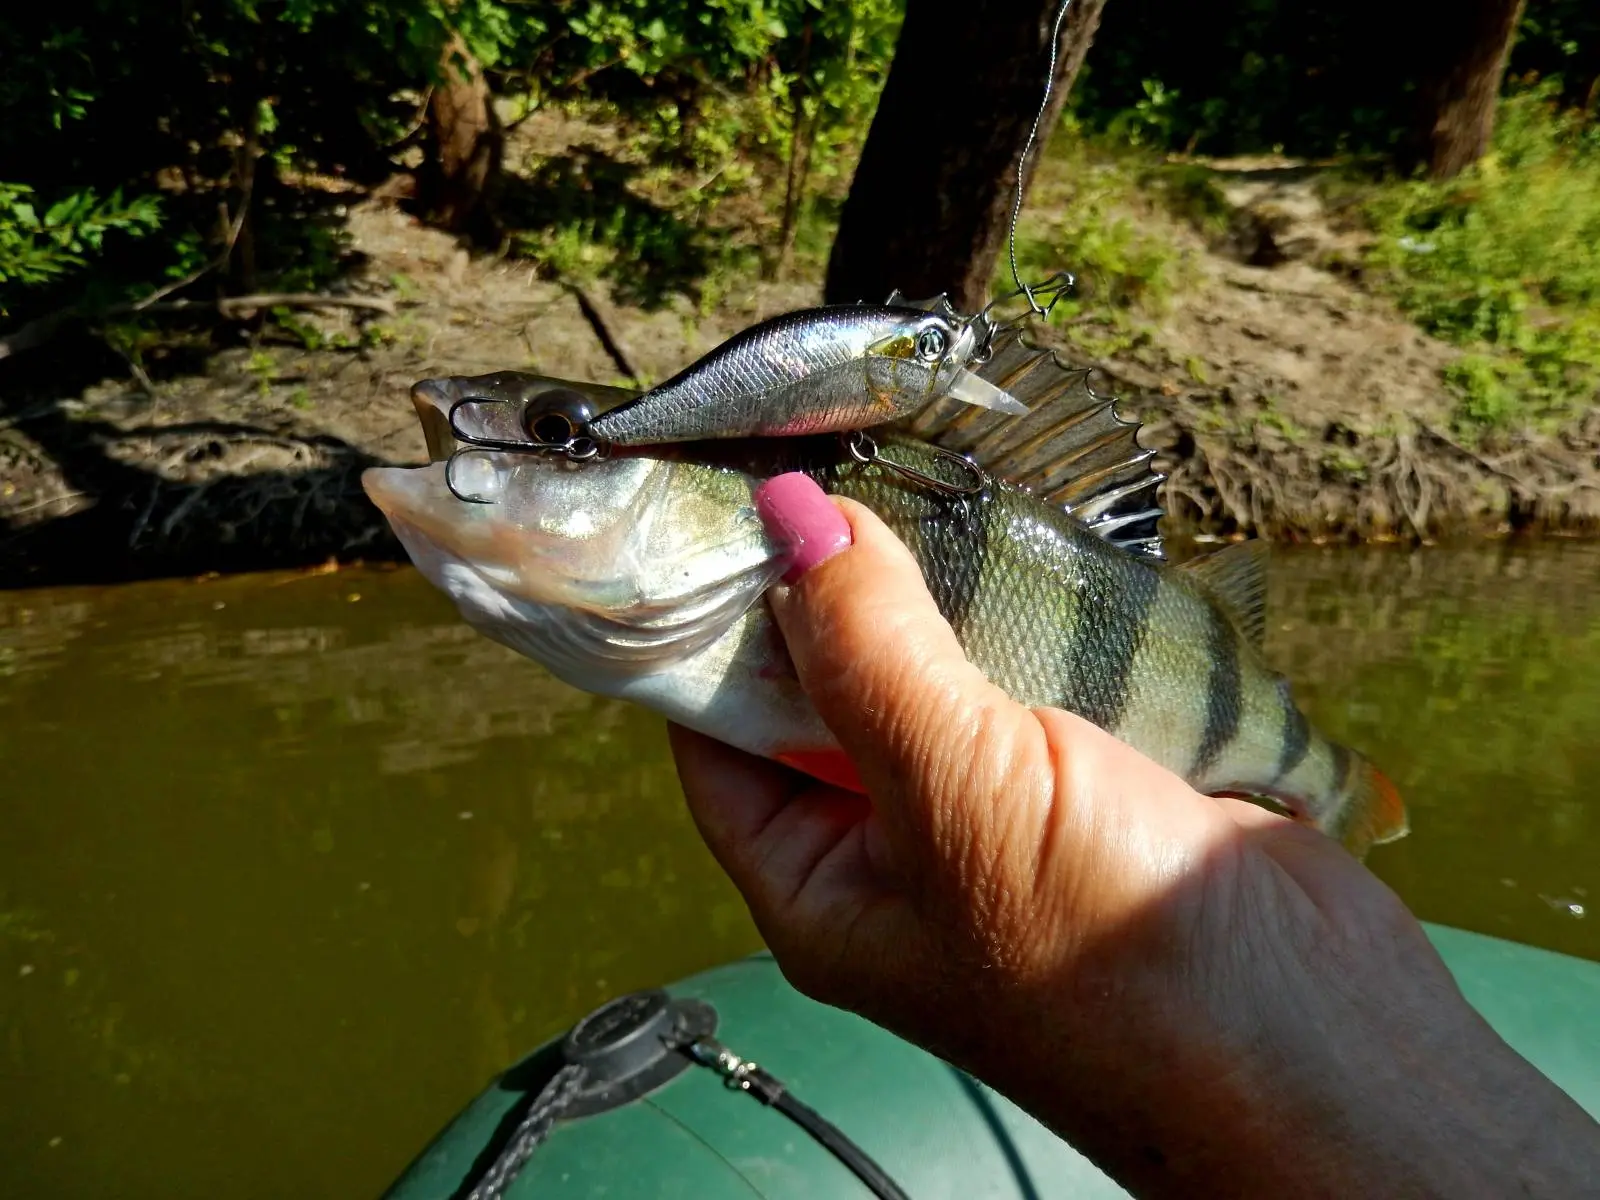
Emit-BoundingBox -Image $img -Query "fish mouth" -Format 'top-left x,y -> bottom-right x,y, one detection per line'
363,456 -> 783,672
362,462 -> 491,577
362,459 -> 595,611
368,369 -> 785,667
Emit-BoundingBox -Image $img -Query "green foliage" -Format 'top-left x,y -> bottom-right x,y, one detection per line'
0,0 -> 900,324
520,0 -> 900,168
1076,0 -> 1596,158
1007,125 -> 1206,355
0,0 -> 467,324
1103,79 -> 1183,150
0,184 -> 161,304
1365,87 -> 1600,435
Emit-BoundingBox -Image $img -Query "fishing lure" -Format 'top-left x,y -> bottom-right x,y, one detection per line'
582,0 -> 1087,453
581,301 -> 1027,447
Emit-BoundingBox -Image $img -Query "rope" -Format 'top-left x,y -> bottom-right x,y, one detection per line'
463,1062 -> 587,1200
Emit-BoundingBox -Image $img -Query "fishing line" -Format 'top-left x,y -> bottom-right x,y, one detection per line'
1007,0 -> 1076,318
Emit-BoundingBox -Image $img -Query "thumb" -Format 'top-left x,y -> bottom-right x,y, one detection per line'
755,473 -> 1052,838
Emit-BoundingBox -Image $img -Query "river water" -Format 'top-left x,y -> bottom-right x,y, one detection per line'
2,542 -> 1596,1198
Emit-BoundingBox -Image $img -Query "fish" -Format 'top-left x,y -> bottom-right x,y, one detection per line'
584,303 -> 1027,446
364,335 -> 1407,857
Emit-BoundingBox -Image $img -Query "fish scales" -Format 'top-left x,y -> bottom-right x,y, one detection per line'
1193,607 -> 1244,779
587,306 -> 1022,445
824,448 -> 1182,729
364,392 -> 1407,857
812,440 -> 1403,852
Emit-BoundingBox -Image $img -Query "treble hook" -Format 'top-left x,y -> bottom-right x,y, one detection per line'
444,396 -> 606,504
445,450 -> 499,505
845,431 -> 987,498
446,396 -> 601,457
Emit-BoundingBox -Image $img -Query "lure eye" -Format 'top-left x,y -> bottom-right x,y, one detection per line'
523,388 -> 598,446
915,326 -> 949,362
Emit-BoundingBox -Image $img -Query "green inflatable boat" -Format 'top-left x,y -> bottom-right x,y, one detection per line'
385,925 -> 1600,1199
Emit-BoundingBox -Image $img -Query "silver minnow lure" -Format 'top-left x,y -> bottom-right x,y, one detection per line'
586,304 -> 1025,446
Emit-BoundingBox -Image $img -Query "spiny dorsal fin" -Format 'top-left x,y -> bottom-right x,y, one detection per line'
1179,541 -> 1269,648
884,291 -> 962,321
900,323 -> 1165,560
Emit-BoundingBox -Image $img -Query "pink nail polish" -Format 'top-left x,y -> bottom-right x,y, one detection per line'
754,472 -> 852,582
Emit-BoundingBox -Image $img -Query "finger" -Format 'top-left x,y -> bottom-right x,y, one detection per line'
669,722 -> 803,855
759,488 -> 1047,831
668,723 -> 876,931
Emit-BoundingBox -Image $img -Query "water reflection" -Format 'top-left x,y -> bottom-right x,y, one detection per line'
1263,542 -> 1599,962
0,568 -> 758,1200
0,541 -> 1596,1199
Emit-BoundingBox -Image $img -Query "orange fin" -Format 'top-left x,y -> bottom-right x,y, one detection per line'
776,749 -> 866,793
1342,764 -> 1409,858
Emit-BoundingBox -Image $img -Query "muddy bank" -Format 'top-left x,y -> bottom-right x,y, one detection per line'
2,191 -> 1596,588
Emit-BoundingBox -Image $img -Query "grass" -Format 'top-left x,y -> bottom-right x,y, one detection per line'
499,101 -> 1215,335
1006,125 -> 1218,356
1361,85 -> 1600,438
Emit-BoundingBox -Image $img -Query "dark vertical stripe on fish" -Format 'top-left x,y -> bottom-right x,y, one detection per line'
1275,680 -> 1310,785
1064,556 -> 1157,731
1328,742 -> 1353,800
913,493 -> 989,639
1192,608 -> 1243,779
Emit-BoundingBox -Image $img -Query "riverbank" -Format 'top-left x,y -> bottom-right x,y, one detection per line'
2,128 -> 1596,586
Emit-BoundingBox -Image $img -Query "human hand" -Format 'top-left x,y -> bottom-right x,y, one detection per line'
671,472 -> 1598,1197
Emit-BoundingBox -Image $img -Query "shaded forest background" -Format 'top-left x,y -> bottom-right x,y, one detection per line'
4,0 -> 1595,319
1,0 -> 1598,579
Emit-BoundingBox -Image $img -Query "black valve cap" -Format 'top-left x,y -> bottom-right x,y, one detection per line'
562,990 -> 677,1084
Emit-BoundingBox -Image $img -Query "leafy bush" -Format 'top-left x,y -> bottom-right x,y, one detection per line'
0,0 -> 488,325
0,185 -> 162,304
1365,86 -> 1600,434
0,1 -> 901,325
1005,126 -> 1202,358
1074,0 -> 1596,158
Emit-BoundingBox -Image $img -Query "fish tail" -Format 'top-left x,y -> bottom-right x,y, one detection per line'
1332,756 -> 1409,858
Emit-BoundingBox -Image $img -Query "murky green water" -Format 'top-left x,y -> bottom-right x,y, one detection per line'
2,543 -> 1596,1198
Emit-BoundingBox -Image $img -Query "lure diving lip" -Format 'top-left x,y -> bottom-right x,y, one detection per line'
583,302 -> 1026,448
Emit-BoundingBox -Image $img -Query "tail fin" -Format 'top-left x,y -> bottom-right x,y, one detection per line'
1338,761 -> 1409,858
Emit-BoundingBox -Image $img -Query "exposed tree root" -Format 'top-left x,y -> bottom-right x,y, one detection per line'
1147,400 -> 1600,542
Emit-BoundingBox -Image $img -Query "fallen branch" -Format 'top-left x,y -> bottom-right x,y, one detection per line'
0,293 -> 396,362
564,283 -> 639,384
162,293 -> 396,318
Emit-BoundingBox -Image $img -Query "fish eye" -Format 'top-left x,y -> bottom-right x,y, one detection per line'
524,388 -> 597,445
915,325 -> 949,362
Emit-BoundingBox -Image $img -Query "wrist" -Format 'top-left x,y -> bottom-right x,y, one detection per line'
959,922 -> 1598,1198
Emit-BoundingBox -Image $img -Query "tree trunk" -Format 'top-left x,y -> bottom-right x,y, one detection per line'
420,33 -> 504,243
1409,0 -> 1528,179
824,0 -> 1108,312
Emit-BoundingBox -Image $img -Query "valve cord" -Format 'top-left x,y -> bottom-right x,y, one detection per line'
453,1020 -> 913,1200
686,1034 -> 913,1200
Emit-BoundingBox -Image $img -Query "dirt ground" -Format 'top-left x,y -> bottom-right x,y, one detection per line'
2,147 -> 1596,587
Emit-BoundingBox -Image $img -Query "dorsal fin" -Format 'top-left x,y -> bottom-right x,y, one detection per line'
1179,542 -> 1269,647
900,323 -> 1165,559
884,290 -> 962,320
